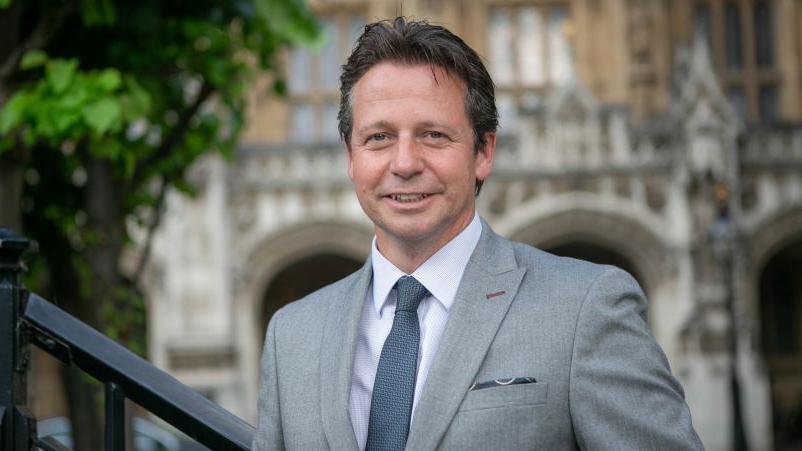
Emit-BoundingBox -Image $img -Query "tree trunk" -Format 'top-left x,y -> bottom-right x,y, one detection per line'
0,147 -> 27,230
0,0 -> 22,96
84,157 -> 138,450
84,159 -> 125,294
42,233 -> 104,451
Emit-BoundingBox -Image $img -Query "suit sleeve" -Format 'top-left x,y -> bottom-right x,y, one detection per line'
252,314 -> 286,451
569,267 -> 704,450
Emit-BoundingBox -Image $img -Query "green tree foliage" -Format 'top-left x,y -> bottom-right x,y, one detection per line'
3,0 -> 321,207
0,0 -> 320,447
1,53 -> 149,149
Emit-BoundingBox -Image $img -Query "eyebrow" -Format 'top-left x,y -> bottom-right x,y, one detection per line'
356,120 -> 457,135
417,121 -> 456,132
355,121 -> 394,135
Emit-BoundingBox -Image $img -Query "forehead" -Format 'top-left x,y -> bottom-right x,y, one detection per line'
352,62 -> 465,101
351,62 -> 467,114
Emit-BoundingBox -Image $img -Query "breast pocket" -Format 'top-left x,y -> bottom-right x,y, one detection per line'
458,382 -> 548,412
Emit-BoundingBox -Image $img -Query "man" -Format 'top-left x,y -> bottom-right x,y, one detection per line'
253,17 -> 703,451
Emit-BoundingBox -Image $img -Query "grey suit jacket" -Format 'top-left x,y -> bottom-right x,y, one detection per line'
252,221 -> 704,450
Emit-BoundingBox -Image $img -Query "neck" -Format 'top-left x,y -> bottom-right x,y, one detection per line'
375,213 -> 475,274
375,239 -> 438,274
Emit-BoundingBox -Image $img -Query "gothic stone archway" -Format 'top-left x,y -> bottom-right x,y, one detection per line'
755,231 -> 802,449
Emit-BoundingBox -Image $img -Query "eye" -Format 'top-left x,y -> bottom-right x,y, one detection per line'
422,131 -> 450,144
367,133 -> 387,142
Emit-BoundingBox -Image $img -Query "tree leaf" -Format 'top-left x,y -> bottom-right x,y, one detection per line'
122,151 -> 137,179
90,136 -> 122,159
126,76 -> 150,108
273,78 -> 287,96
82,97 -> 121,134
61,85 -> 91,109
118,76 -> 151,120
0,93 -> 25,134
96,69 -> 122,91
20,50 -> 49,70
51,108 -> 83,134
79,0 -> 116,25
257,0 -> 323,48
46,59 -> 79,94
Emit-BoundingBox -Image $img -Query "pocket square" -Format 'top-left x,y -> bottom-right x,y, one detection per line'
469,376 -> 537,391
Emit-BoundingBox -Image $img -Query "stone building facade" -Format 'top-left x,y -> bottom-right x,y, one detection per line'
140,1 -> 802,450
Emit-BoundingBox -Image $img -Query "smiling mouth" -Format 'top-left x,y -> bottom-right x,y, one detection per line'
389,193 -> 429,202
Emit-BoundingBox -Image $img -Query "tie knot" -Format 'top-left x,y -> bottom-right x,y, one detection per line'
395,276 -> 428,312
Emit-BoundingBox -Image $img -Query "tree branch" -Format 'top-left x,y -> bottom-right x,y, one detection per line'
0,1 -> 77,83
128,78 -> 215,286
132,81 -> 215,186
130,175 -> 168,291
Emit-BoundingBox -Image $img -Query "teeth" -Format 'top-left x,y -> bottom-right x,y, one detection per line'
392,193 -> 427,202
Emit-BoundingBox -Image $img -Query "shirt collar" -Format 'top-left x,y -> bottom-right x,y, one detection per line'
371,212 -> 482,316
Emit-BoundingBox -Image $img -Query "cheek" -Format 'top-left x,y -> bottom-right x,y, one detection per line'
351,154 -> 384,181
353,170 -> 376,190
351,170 -> 379,198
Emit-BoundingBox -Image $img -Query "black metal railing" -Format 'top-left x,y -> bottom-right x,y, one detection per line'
0,229 -> 255,450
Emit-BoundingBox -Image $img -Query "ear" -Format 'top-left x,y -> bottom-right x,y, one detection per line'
345,141 -> 355,181
474,132 -> 496,182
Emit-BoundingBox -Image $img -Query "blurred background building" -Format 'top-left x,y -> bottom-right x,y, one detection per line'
115,1 -> 802,450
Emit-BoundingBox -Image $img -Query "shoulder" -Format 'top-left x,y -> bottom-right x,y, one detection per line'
510,241 -> 604,278
269,265 -> 367,329
505,237 -> 644,311
474,220 -> 641,305
510,239 -> 632,286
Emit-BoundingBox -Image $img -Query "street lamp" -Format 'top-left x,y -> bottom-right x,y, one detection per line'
709,181 -> 748,451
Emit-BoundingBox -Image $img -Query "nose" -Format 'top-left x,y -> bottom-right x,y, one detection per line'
390,135 -> 424,179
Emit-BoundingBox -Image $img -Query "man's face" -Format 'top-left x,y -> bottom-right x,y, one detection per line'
347,62 -> 495,256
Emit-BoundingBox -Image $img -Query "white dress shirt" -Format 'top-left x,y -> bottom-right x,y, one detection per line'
349,213 -> 482,450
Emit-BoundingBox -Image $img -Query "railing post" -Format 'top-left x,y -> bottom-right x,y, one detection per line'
104,382 -> 125,451
0,228 -> 36,451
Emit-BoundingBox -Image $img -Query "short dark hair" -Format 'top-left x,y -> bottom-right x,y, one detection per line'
338,17 -> 498,194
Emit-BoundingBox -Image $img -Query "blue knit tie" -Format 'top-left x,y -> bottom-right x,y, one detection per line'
366,276 -> 428,451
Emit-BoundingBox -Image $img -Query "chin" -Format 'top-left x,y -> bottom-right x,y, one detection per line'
385,220 -> 452,247
388,227 -> 434,244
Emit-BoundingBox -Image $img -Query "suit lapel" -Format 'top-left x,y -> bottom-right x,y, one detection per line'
406,223 -> 525,450
319,258 -> 372,450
